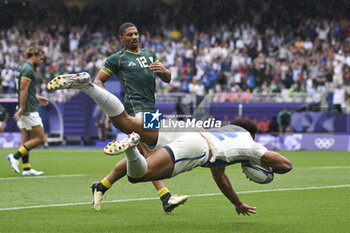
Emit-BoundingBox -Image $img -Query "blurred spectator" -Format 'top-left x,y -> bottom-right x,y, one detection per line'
333,84 -> 345,113
0,103 -> 9,133
86,56 -> 100,78
325,66 -> 334,93
69,30 -> 80,52
1,65 -> 14,94
222,115 -> 230,125
104,117 -> 118,140
175,97 -> 184,121
189,79 -> 205,103
216,71 -> 227,92
316,66 -> 327,93
268,116 -> 279,136
333,50 -> 344,86
315,23 -> 330,42
180,74 -> 190,93
343,66 -> 350,96
257,116 -> 270,133
95,106 -> 106,141
306,77 -> 315,96
278,107 -> 292,134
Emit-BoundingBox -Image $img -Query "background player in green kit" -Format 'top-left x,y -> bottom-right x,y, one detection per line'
0,103 -> 9,133
92,22 -> 187,213
7,43 -> 49,176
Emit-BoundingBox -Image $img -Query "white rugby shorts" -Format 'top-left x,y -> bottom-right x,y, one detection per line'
17,112 -> 43,130
0,121 -> 6,128
164,132 -> 209,177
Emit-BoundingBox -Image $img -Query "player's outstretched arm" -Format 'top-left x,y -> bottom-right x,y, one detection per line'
210,167 -> 256,216
260,151 -> 292,174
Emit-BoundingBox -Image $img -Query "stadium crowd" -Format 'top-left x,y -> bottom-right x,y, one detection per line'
0,0 -> 350,106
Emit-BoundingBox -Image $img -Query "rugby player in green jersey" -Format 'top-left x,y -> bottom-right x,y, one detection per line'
7,43 -> 49,176
93,22 -> 186,213
0,103 -> 9,133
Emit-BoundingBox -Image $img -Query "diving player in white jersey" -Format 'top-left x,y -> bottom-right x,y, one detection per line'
48,73 -> 292,215
102,118 -> 292,216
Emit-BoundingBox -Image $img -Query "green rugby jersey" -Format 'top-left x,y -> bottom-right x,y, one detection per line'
16,61 -> 38,115
102,48 -> 159,116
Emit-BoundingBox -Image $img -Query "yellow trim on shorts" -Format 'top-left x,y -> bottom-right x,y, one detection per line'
21,76 -> 32,82
31,125 -> 42,129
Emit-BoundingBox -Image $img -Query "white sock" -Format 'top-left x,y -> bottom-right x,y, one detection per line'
125,147 -> 148,178
82,84 -> 124,117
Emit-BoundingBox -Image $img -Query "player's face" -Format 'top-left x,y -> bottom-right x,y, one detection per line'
120,26 -> 139,50
34,52 -> 45,66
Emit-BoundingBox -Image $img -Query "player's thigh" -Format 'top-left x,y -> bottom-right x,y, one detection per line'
30,126 -> 46,142
137,143 -> 151,157
166,132 -> 209,177
143,148 -> 174,180
20,128 -> 32,144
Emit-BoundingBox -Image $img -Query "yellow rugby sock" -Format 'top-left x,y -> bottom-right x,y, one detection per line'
14,146 -> 29,159
101,177 -> 112,189
157,187 -> 170,198
19,146 -> 29,155
22,163 -> 31,170
158,187 -> 171,204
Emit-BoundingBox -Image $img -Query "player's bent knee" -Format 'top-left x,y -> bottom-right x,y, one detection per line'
39,135 -> 46,144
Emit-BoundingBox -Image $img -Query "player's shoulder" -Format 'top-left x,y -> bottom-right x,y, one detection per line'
22,61 -> 34,70
20,62 -> 35,77
108,49 -> 126,59
220,124 -> 249,133
105,50 -> 127,67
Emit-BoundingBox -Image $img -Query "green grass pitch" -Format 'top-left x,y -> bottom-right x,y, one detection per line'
1,148 -> 350,233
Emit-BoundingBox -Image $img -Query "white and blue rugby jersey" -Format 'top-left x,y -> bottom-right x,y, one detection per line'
202,125 -> 268,167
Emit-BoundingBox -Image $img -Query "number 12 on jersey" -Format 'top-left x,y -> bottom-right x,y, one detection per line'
136,57 -> 149,68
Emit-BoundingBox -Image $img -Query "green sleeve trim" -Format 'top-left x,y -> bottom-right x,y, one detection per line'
101,67 -> 113,76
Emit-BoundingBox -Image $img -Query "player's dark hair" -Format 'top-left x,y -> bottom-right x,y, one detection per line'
231,118 -> 257,139
26,42 -> 44,58
119,22 -> 136,36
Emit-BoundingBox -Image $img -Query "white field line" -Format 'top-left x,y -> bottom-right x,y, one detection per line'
0,174 -> 87,181
1,184 -> 349,211
297,166 -> 350,170
1,165 -> 345,181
